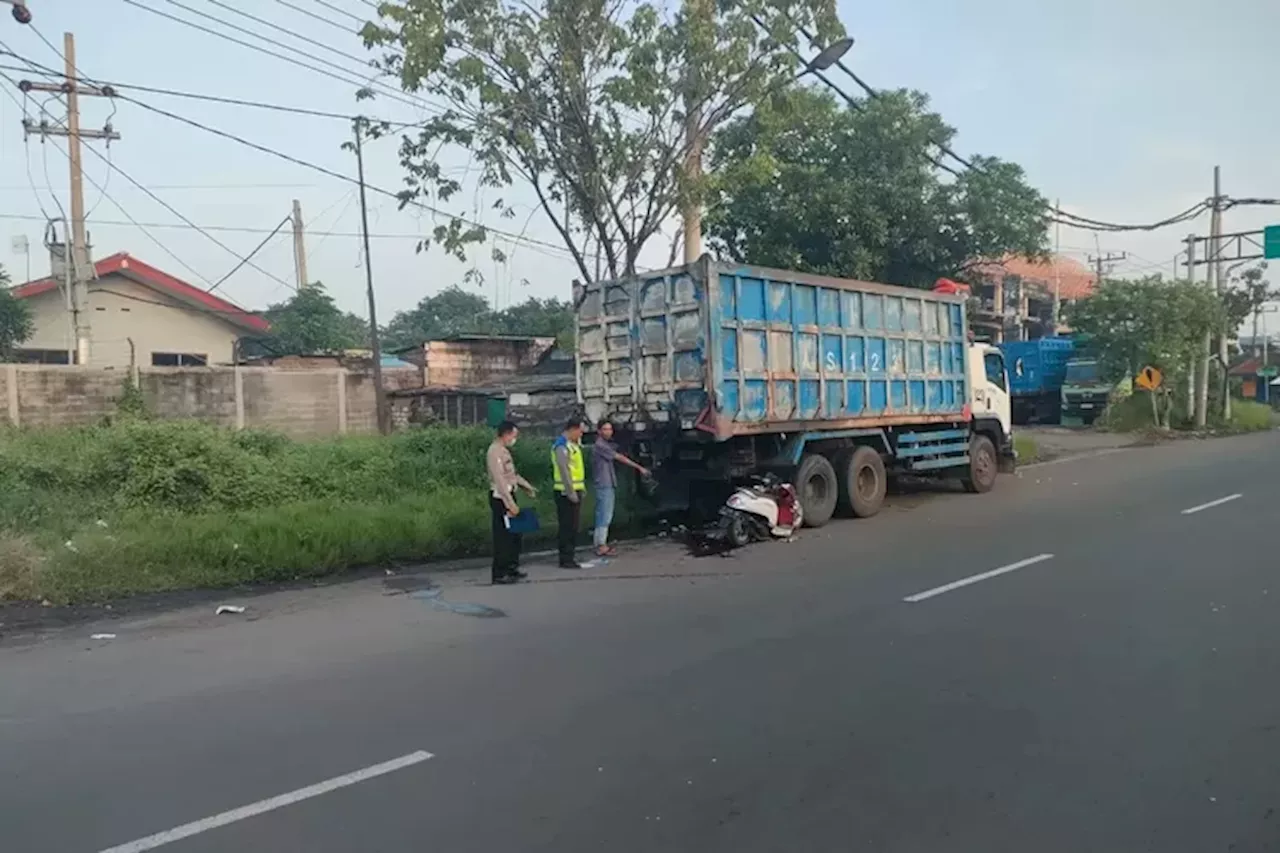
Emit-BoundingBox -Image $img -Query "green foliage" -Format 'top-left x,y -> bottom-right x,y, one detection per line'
261,283 -> 369,355
705,87 -> 1049,286
0,263 -> 34,358
1067,276 -> 1222,427
383,287 -> 573,349
116,375 -> 148,419
360,0 -> 843,281
0,422 -> 643,602
1215,399 -> 1274,432
1222,263 -> 1276,337
1013,433 -> 1039,464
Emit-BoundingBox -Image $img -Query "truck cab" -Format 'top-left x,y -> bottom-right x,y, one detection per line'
1060,356 -> 1125,426
968,343 -> 1015,467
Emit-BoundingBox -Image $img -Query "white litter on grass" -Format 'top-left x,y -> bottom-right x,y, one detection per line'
215,605 -> 246,615
95,519 -> 109,528
90,633 -> 116,640
64,541 -> 78,553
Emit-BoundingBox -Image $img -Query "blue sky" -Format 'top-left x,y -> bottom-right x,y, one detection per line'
1,0 -> 1277,323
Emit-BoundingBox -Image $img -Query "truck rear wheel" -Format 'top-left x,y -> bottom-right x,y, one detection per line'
796,453 -> 838,528
962,435 -> 998,494
835,445 -> 886,518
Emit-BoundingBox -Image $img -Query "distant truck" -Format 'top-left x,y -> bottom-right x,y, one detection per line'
999,337 -> 1074,425
574,258 -> 1015,526
1059,354 -> 1125,426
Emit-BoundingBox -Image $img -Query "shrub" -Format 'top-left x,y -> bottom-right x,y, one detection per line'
0,421 -> 645,602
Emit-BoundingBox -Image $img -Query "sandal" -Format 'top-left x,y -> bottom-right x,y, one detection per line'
596,546 -> 618,557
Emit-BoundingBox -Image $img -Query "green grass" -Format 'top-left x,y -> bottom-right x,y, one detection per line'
0,421 -> 645,603
1219,399 -> 1275,433
1013,433 -> 1039,464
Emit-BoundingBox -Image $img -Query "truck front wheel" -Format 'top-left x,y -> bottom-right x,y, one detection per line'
962,434 -> 999,494
796,453 -> 838,528
835,445 -> 886,518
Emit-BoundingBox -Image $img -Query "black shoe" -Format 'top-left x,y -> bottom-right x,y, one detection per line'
511,569 -> 529,580
559,561 -> 583,570
493,574 -> 522,585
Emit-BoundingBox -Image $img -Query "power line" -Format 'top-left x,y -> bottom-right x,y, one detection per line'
270,0 -> 360,35
23,90 -> 301,291
116,94 -> 582,259
119,0 -> 443,115
198,0 -> 377,71
0,60 -> 360,120
0,211 -> 432,240
33,113 -> 219,287
207,216 -> 292,294
311,0 -> 367,24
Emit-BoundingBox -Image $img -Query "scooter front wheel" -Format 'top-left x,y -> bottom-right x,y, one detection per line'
723,512 -> 752,547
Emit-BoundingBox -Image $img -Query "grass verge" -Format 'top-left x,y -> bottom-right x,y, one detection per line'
1013,433 -> 1039,464
0,421 -> 646,603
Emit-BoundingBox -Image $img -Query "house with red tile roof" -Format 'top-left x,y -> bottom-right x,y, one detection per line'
10,252 -> 269,367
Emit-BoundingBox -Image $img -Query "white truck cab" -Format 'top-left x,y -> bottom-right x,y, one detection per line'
967,343 -> 1016,468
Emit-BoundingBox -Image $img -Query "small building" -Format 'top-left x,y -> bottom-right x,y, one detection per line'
11,252 -> 269,368
392,334 -> 555,388
388,342 -> 578,431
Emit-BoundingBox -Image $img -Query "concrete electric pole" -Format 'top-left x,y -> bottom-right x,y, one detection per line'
17,32 -> 119,365
1185,232 -> 1197,423
1213,166 -> 1230,422
352,118 -> 389,435
291,199 -> 309,289
1088,251 -> 1126,288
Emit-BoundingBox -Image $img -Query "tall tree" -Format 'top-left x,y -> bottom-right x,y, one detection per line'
264,283 -> 368,354
1067,276 -> 1222,427
382,287 -> 495,350
0,264 -> 34,360
360,0 -> 843,282
1222,263 -> 1276,349
705,86 -> 1049,287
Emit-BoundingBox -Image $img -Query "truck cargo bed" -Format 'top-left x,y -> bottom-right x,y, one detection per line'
576,258 -> 971,439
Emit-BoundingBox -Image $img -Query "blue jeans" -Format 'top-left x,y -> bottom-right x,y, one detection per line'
593,486 -> 616,548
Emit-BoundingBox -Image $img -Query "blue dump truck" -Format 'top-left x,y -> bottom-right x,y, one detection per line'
574,258 -> 1016,526
999,337 -> 1075,424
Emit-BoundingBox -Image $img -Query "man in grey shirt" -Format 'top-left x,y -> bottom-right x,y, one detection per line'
591,419 -> 649,557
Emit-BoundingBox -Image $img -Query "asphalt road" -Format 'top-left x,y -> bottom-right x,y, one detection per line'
3,433 -> 1280,852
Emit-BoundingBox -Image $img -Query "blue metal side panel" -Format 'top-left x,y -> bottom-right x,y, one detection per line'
1000,338 -> 1075,397
577,260 -> 970,434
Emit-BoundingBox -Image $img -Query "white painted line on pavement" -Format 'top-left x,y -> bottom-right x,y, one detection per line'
903,554 -> 1055,603
96,750 -> 434,853
1180,493 -> 1243,515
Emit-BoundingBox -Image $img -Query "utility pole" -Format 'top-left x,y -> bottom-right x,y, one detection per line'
291,199 -> 309,289
1052,200 -> 1063,332
17,32 -> 119,365
1185,233 -> 1197,423
1213,166 -> 1230,421
1088,251 -> 1126,287
352,118 -> 389,435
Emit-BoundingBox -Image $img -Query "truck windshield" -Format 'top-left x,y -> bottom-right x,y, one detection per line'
1065,361 -> 1099,383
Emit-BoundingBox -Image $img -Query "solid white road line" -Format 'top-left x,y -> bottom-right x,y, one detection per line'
1180,493 -> 1243,515
96,750 -> 434,853
903,554 -> 1056,603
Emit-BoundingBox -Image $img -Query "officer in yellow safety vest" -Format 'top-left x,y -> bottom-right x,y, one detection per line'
551,418 -> 586,569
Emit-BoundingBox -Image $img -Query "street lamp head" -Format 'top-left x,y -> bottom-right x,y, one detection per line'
806,36 -> 853,72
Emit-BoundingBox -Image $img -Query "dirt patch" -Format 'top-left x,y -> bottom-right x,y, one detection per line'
1020,426 -> 1141,463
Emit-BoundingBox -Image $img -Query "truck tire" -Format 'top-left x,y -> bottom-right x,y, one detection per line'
835,445 -> 887,518
962,434 -> 998,494
796,453 -> 838,528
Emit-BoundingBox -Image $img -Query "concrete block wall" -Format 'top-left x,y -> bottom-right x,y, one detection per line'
0,364 -> 424,439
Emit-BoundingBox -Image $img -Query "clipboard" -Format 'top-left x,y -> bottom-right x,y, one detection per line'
504,508 -> 540,534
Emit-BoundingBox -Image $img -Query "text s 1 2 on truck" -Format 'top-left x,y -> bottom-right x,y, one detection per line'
574,257 -> 1014,527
